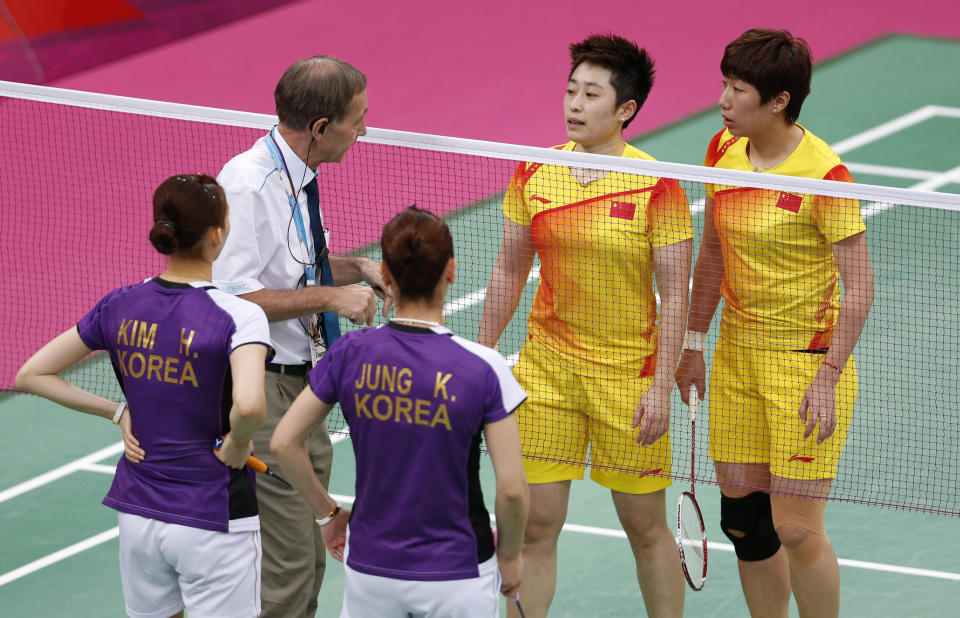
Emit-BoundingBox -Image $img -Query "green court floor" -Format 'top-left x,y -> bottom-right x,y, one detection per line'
2,34 -> 960,617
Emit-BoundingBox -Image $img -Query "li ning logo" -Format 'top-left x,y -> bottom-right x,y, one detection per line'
787,455 -> 816,463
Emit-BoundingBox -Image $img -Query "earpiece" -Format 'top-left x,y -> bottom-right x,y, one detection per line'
310,117 -> 327,135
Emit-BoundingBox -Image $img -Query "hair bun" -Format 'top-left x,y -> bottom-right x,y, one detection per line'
150,174 -> 227,257
149,222 -> 178,255
380,206 -> 453,300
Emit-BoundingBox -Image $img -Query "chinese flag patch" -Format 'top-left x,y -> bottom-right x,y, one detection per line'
776,192 -> 802,213
609,200 -> 636,220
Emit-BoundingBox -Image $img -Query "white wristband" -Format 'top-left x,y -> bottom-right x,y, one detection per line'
683,331 -> 706,352
315,504 -> 341,527
112,402 -> 127,424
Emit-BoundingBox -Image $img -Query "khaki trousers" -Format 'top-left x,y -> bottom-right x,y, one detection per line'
256,368 -> 333,617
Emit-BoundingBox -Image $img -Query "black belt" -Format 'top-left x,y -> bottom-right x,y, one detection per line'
265,362 -> 311,376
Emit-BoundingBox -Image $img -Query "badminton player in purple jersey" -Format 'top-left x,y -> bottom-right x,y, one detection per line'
272,206 -> 530,617
16,174 -> 273,618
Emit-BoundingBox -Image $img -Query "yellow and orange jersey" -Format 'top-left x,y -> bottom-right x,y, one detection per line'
503,141 -> 693,374
704,126 -> 866,350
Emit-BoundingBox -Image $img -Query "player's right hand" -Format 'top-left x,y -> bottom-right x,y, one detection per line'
331,284 -> 377,326
676,350 -> 706,405
322,506 -> 351,562
214,434 -> 254,469
498,553 -> 523,600
634,382 -> 671,445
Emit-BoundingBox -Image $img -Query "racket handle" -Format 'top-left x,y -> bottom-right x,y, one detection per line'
514,598 -> 526,618
213,437 -> 292,487
688,384 -> 698,417
246,456 -> 268,474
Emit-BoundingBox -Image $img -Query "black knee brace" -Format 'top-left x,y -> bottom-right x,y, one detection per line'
720,491 -> 781,562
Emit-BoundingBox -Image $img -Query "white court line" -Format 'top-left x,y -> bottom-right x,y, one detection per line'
845,162 -> 939,180
825,104 -> 960,217
0,487 -> 362,589
924,105 -> 960,119
831,106 -> 937,155
443,287 -> 489,317
0,434 -> 349,508
5,490 -> 956,588
862,164 -> 960,217
80,463 -> 120,475
905,162 -> 960,193
830,105 -> 959,155
443,265 -> 541,317
0,442 -> 124,505
0,527 -> 119,587
558,523 -> 960,581
259,492 -> 960,583
829,104 -> 960,217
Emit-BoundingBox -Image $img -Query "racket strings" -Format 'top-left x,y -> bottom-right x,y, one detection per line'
678,493 -> 707,589
679,498 -> 705,558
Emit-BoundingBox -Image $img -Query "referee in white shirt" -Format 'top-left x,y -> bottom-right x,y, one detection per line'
213,56 -> 390,617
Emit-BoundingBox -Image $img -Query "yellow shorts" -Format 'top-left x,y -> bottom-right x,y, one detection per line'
512,337 -> 671,494
708,337 -> 857,480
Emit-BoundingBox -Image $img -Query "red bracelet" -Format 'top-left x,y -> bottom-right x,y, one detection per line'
822,360 -> 843,375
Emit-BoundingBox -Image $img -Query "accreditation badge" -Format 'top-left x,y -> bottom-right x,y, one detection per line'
305,279 -> 327,366
309,325 -> 327,367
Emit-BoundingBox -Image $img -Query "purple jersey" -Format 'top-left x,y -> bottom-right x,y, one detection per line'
310,322 -> 525,581
77,278 -> 272,533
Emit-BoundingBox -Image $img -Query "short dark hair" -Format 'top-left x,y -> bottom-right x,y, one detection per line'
274,56 -> 367,132
149,174 -> 227,257
381,206 -> 454,301
721,28 -> 812,124
569,34 -> 655,129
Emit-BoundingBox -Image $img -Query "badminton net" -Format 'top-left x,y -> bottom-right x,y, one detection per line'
2,81 -> 959,516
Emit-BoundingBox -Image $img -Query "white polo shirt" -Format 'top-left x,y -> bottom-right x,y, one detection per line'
213,129 -> 325,365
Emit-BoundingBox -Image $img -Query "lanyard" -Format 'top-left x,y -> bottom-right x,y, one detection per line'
265,128 -> 317,283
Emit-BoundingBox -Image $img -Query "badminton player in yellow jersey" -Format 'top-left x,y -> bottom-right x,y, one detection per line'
676,29 -> 874,618
480,34 -> 692,618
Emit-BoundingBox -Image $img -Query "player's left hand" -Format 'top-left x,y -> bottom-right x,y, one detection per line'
359,258 -> 394,317
799,365 -> 840,444
322,506 -> 351,562
633,382 -> 671,445
498,553 -> 523,600
119,407 -> 145,463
